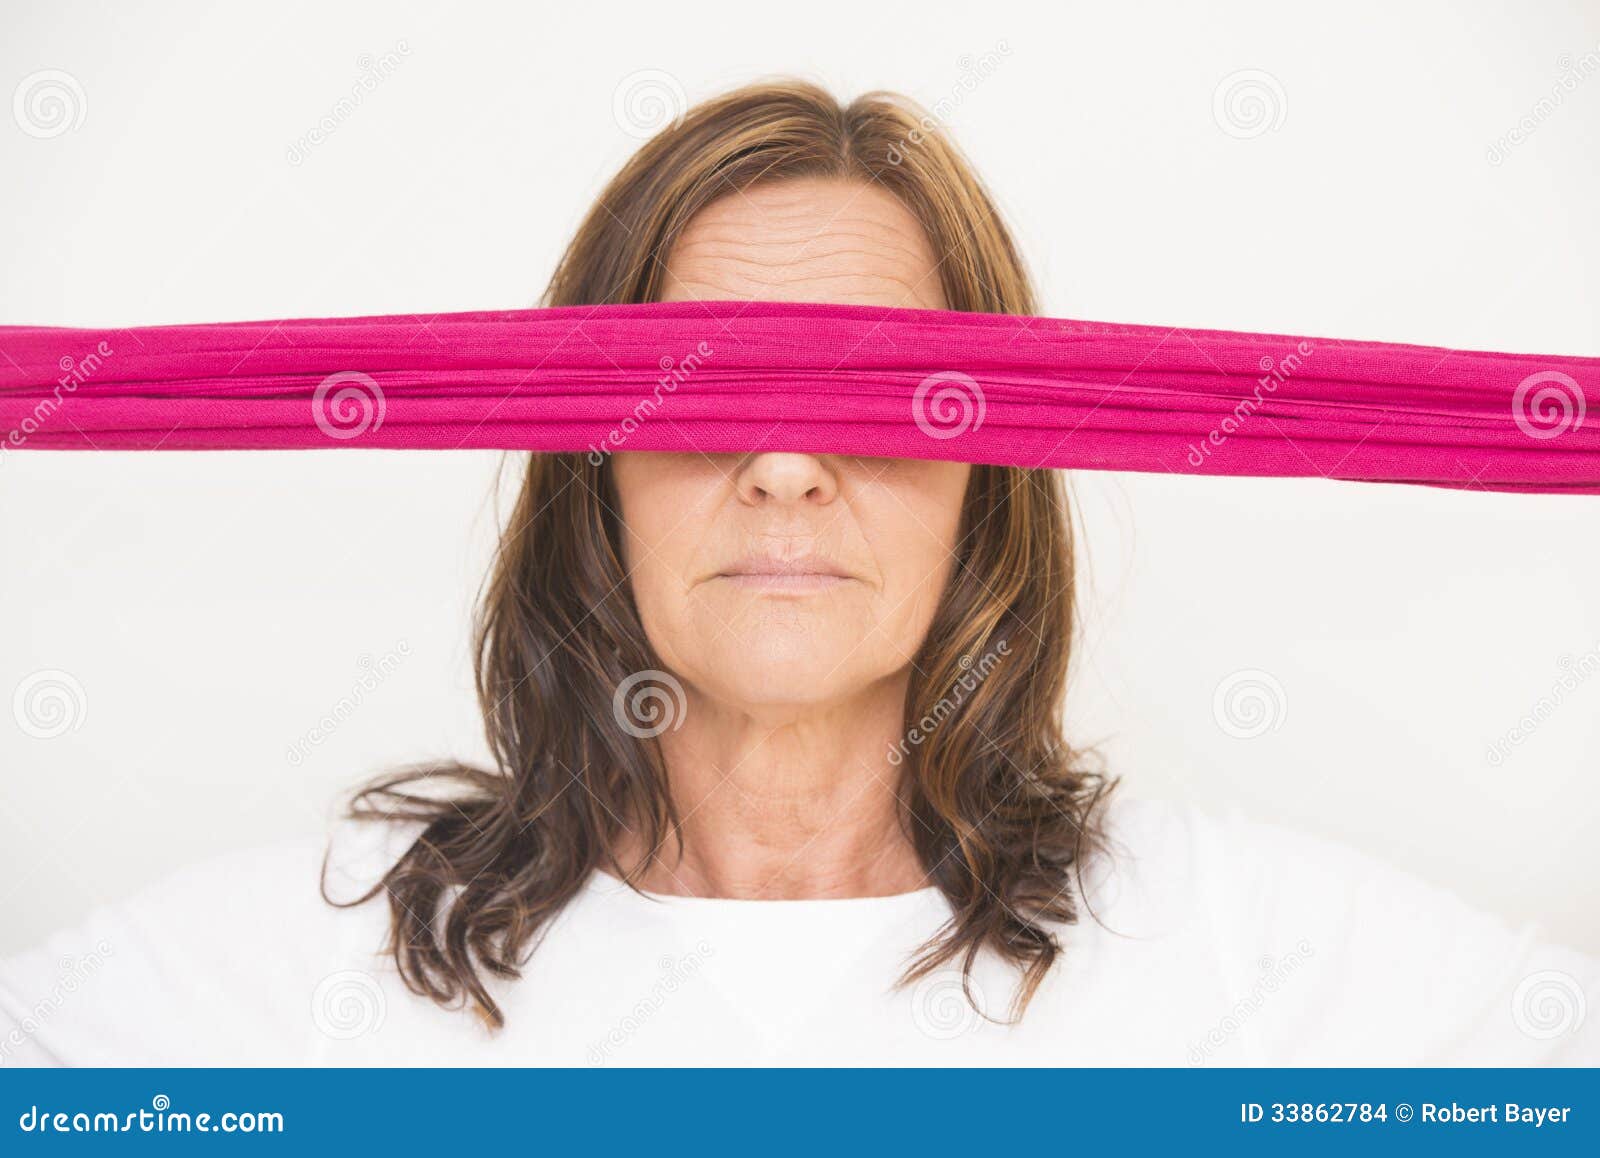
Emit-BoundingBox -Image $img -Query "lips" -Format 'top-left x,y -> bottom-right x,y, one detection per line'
710,553 -> 857,591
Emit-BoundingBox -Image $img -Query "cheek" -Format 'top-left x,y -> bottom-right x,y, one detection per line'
865,507 -> 962,656
866,463 -> 967,594
627,544 -> 723,686
623,543 -> 680,629
611,458 -> 711,667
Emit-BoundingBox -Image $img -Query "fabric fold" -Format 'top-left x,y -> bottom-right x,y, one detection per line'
1,301 -> 1595,494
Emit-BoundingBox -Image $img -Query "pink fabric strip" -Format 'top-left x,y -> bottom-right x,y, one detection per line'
1,301 -> 1595,494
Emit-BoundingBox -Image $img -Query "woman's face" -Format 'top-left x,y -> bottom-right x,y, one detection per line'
611,177 -> 970,713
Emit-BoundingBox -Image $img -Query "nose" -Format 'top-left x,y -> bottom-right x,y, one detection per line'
734,452 -> 838,507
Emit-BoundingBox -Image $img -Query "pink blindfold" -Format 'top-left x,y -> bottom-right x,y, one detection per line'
2,301 -> 1595,494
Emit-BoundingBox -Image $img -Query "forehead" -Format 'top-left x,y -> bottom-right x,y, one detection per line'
658,176 -> 947,310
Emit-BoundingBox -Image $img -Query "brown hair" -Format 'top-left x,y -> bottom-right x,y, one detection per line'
332,79 -> 1113,1026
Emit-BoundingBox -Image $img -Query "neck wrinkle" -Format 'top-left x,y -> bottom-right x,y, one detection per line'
616,672 -> 927,900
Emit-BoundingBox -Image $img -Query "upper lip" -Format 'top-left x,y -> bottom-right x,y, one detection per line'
714,553 -> 855,579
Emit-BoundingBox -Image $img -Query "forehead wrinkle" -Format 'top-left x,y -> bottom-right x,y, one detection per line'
662,177 -> 946,309
674,198 -> 935,261
668,262 -> 933,304
671,231 -> 933,273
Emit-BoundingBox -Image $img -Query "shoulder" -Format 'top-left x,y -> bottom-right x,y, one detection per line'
1089,793 -> 1513,928
0,820 -> 416,1066
1074,795 -> 1598,1064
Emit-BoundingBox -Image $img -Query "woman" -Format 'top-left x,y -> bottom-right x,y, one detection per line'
1,81 -> 1594,1066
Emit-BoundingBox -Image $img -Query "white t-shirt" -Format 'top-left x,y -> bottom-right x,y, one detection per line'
1,798 -> 1594,1066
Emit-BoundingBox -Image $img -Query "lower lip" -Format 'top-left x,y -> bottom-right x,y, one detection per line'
715,573 -> 854,592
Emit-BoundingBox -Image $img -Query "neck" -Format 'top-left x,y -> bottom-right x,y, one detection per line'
614,673 -> 926,899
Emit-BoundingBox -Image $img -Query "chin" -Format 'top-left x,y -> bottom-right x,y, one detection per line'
696,636 -> 870,707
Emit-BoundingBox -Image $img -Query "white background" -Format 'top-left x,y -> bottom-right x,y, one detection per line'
1,0 -> 1596,954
